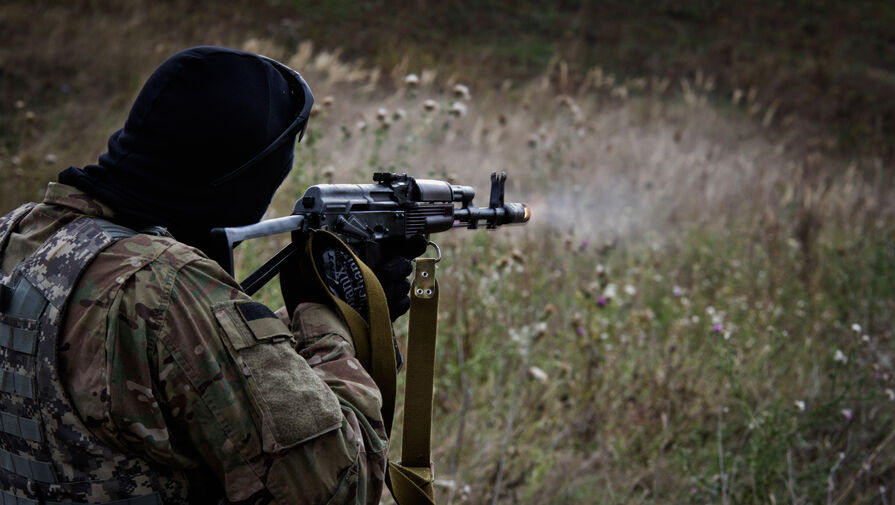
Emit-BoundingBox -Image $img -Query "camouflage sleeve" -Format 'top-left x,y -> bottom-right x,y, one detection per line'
104,250 -> 388,504
290,302 -> 389,501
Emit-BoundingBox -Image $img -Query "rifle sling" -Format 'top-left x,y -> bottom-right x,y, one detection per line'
303,231 -> 437,505
389,257 -> 439,504
303,231 -> 397,432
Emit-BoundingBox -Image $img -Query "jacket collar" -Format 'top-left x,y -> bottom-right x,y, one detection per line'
43,182 -> 116,219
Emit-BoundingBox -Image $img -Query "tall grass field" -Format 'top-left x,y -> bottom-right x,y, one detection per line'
2,5 -> 894,504
225,41 -> 894,504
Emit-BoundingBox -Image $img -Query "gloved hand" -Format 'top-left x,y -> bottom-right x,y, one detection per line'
369,235 -> 429,321
280,233 -> 428,372
280,233 -> 429,322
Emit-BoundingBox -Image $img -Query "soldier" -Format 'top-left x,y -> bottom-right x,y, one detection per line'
0,46 -> 420,504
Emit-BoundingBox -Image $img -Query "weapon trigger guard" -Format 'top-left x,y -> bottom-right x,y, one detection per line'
414,240 -> 442,264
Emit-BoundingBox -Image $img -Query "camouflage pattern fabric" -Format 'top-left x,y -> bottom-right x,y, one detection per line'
0,210 -> 174,504
0,183 -> 388,504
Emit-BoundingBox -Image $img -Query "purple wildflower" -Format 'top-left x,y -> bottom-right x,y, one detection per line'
712,324 -> 723,333
596,296 -> 607,308
576,326 -> 586,337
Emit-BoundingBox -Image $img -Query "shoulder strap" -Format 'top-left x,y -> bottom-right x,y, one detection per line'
388,257 -> 439,505
91,219 -> 172,240
19,218 -> 118,309
91,218 -> 139,241
301,230 -> 439,505
0,203 -> 38,284
302,230 -> 398,432
0,203 -> 37,247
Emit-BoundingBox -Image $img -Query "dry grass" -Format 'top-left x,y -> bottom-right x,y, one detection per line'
3,13 -> 894,504
237,42 -> 894,504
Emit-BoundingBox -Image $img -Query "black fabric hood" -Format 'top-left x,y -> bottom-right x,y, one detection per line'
59,46 -> 308,266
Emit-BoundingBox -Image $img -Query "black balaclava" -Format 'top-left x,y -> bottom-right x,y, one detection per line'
59,46 -> 307,267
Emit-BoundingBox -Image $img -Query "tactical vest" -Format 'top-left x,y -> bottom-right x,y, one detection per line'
0,204 -> 191,504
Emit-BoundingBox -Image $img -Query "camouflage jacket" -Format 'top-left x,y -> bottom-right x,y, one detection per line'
0,183 -> 388,504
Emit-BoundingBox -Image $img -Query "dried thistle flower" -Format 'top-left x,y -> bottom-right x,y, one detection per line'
533,323 -> 548,341
44,153 -> 58,164
527,366 -> 549,384
24,111 -> 35,121
404,73 -> 419,87
322,95 -> 334,107
376,108 -> 388,122
604,284 -> 618,300
309,104 -> 322,117
452,83 -> 471,100
14,100 -> 25,110
422,99 -> 438,112
448,101 -> 467,117
356,120 -> 367,131
392,108 -> 406,121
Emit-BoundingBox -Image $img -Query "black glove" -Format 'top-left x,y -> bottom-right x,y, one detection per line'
368,235 -> 429,321
279,233 -> 428,372
280,233 -> 429,322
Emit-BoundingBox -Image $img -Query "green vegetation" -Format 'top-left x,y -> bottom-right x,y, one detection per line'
2,2 -> 894,503
239,48 -> 892,500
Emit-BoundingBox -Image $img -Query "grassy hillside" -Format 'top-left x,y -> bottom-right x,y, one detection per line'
3,0 -> 895,209
2,2 -> 894,503
271,0 -> 895,157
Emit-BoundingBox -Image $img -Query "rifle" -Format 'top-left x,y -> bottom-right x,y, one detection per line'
212,171 -> 528,505
212,171 -> 530,293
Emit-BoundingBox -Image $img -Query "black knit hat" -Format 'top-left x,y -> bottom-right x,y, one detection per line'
59,46 -> 313,266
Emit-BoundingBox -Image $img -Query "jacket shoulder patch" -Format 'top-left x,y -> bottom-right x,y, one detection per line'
213,300 -> 343,453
